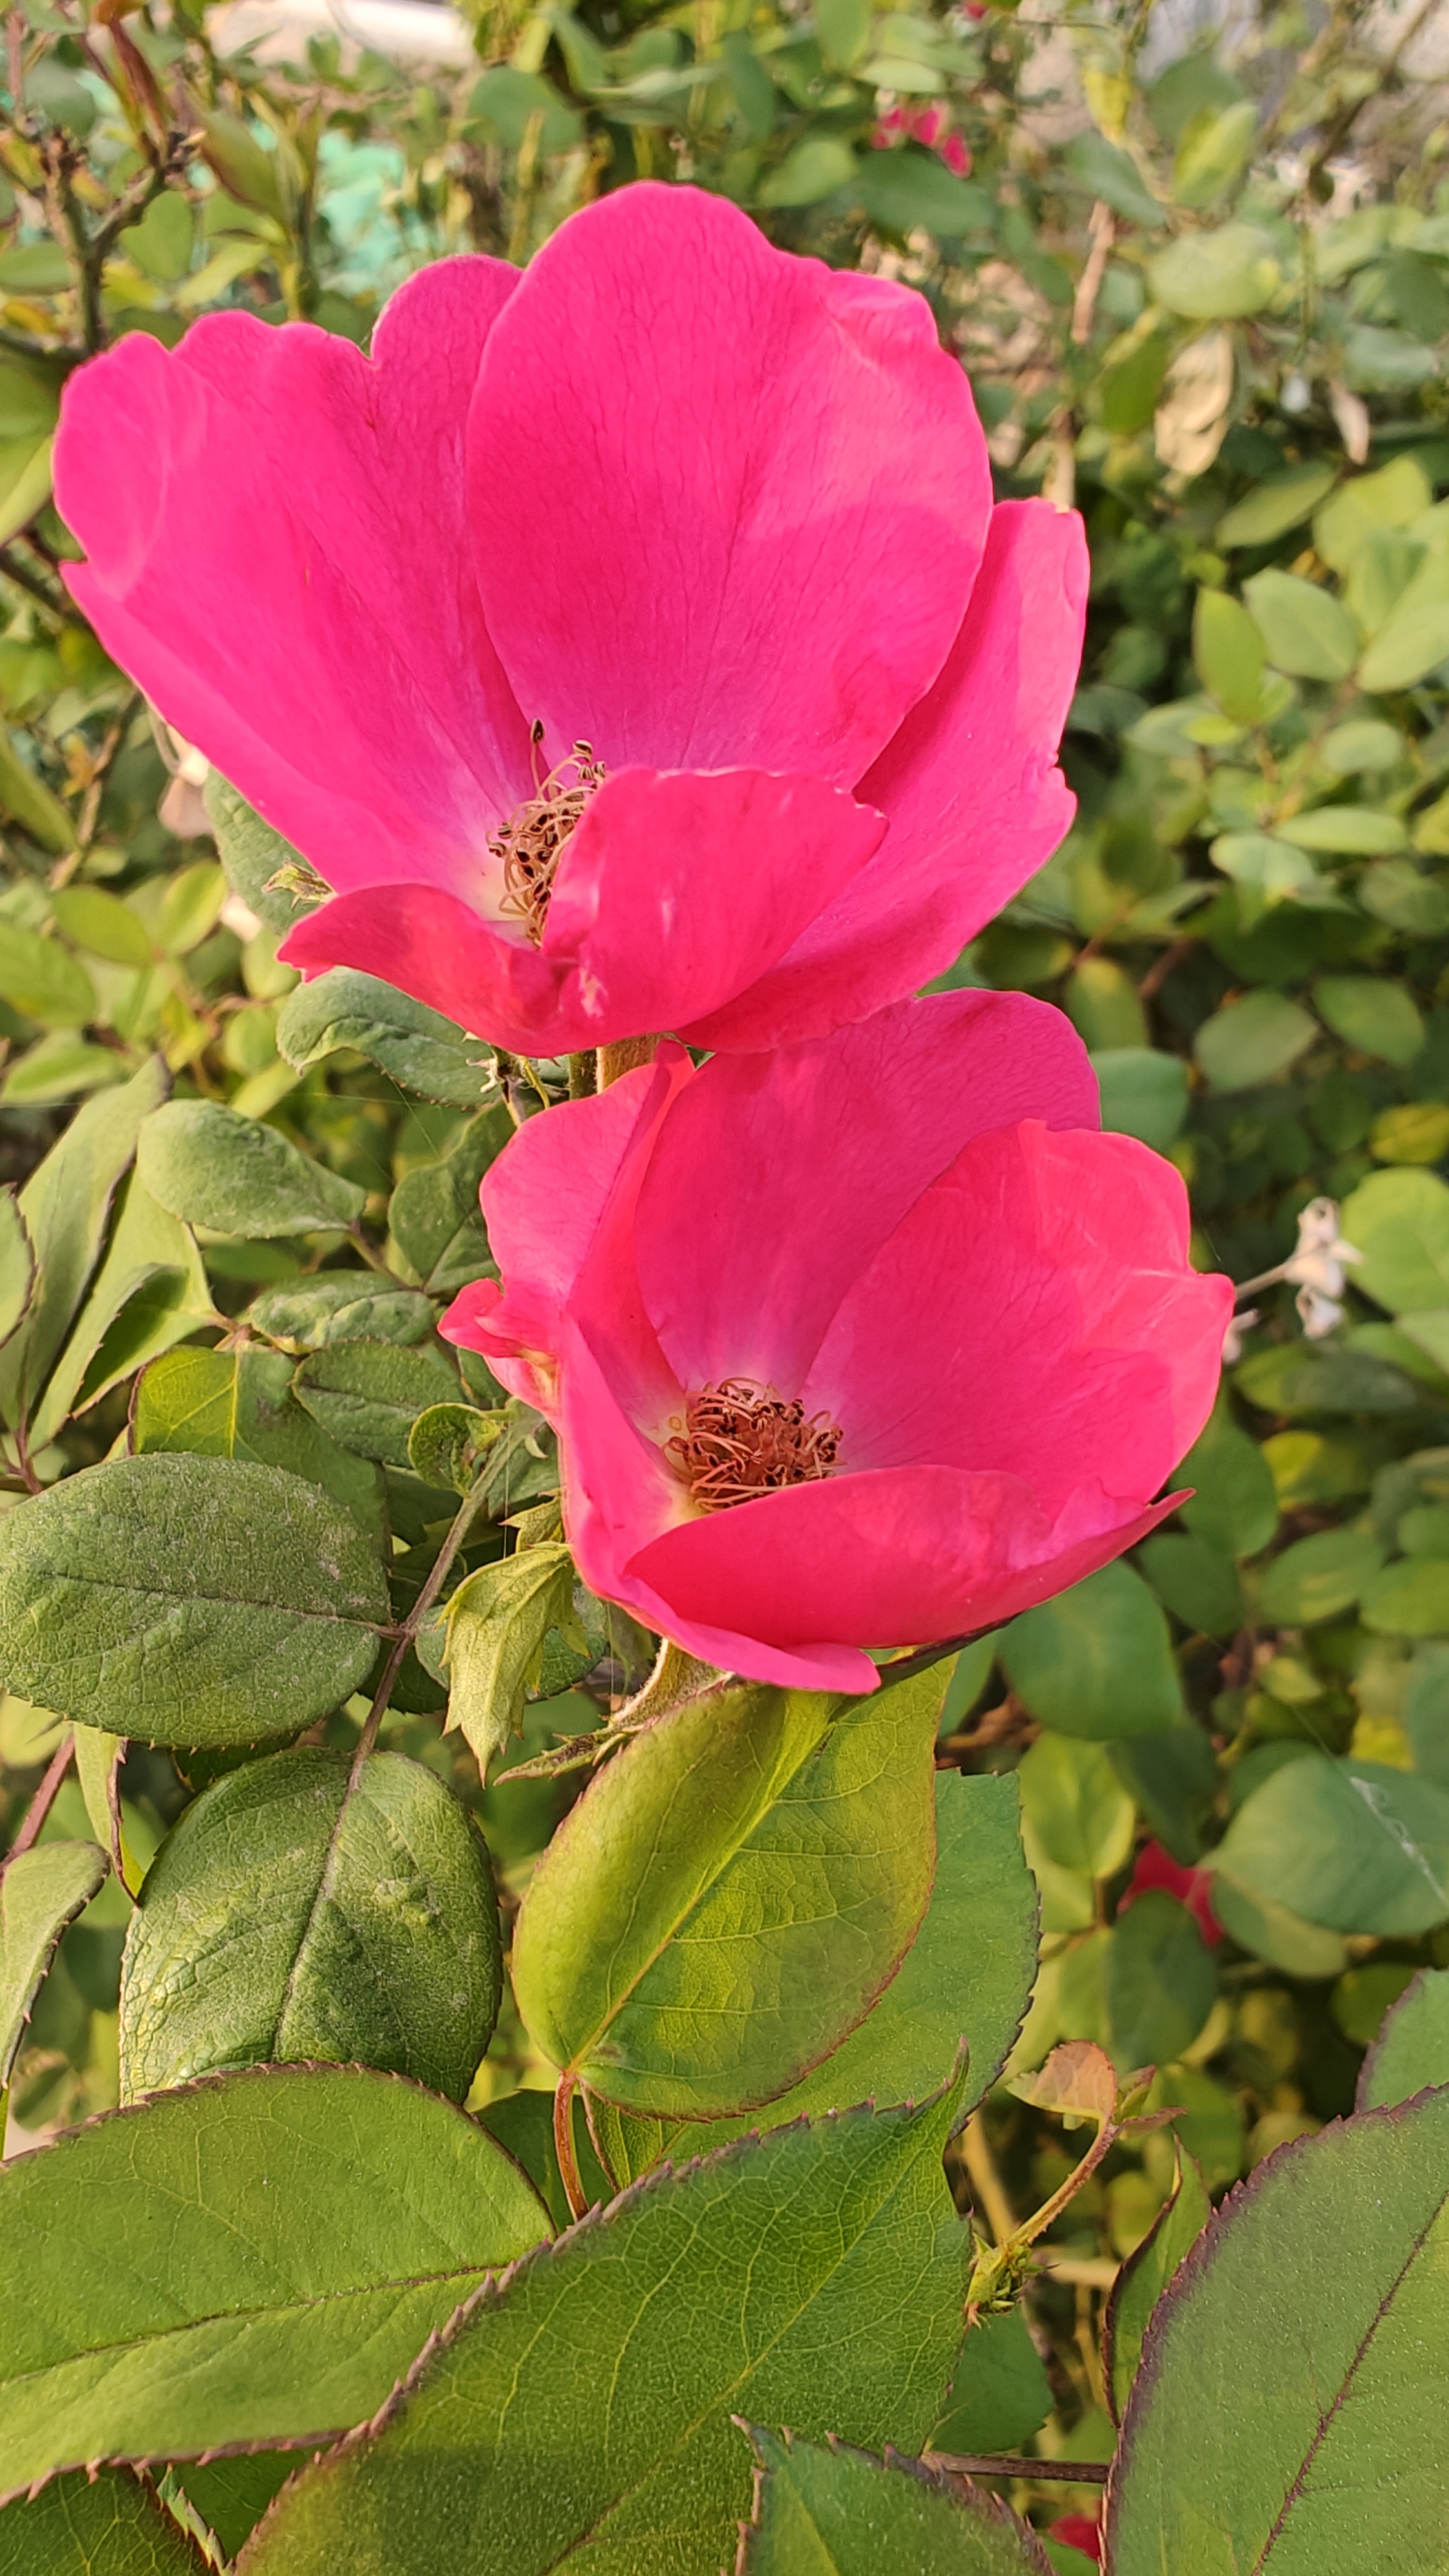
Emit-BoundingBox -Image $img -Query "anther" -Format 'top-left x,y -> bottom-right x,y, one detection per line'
491,739 -> 606,945
665,1377 -> 842,1512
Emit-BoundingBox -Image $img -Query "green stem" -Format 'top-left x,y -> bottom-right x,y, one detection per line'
353,1478 -> 491,1762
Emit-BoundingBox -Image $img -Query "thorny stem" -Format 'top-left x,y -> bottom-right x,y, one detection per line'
3,1730 -> 75,1866
927,2452 -> 1112,2486
553,2070 -> 588,2221
353,1478 -> 493,1765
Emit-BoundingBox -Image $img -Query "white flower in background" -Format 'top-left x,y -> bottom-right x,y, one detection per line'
1227,1197 -> 1362,1350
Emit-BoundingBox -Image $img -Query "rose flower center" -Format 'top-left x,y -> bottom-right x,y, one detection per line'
490,737 -> 607,945
665,1376 -> 842,1512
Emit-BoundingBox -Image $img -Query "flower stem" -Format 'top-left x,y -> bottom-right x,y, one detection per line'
597,1036 -> 659,1089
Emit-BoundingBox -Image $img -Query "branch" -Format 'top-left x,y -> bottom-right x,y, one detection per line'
352,1475 -> 493,1761
2,1730 -> 75,1867
927,2451 -> 1111,2485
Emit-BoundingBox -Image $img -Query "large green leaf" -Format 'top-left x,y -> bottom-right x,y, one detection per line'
511,1667 -> 943,2118
0,1454 -> 388,1745
0,2063 -> 549,2499
205,772 -> 316,933
929,2305 -> 1053,2455
0,1056 -> 166,1432
1358,1965 -> 1449,2109
292,1338 -> 460,1466
0,2469 -> 209,2573
237,2081 -> 969,2576
137,1100 -> 365,1238
1177,1409 -> 1278,1558
388,1108 -> 510,1296
0,1839 -> 108,2087
1341,1168 -> 1449,1315
1107,1891 -> 1215,2070
131,1343 -> 386,1540
1104,2146 -> 1210,2420
247,1277 -> 435,1352
588,1769 -> 1037,2186
1212,1752 -> 1449,1936
736,2428 -> 1052,2573
277,968 -> 493,1108
120,1748 -> 500,2103
1109,2089 -> 1449,2571
1000,1564 -> 1184,1739
26,1172 -> 212,1450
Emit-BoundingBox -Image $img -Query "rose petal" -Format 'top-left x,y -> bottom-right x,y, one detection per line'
470,182 -> 989,786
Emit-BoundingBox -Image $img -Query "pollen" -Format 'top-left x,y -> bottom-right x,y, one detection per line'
665,1377 -> 842,1511
491,732 -> 607,944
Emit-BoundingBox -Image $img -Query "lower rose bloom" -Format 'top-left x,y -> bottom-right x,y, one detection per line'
442,993 -> 1231,1692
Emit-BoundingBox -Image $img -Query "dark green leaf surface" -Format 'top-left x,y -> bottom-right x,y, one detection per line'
131,1343 -> 386,1540
511,1668 -> 942,2118
1358,1966 -> 1449,2109
277,968 -> 493,1107
238,2081 -> 969,2576
0,2469 -> 208,2573
589,1770 -> 1037,2186
120,1748 -> 500,2102
737,2427 -> 1052,2573
1104,2146 -> 1210,2420
0,1454 -> 387,1745
137,1100 -> 366,1238
0,1057 -> 166,1432
0,1839 -> 108,2085
0,1187 -> 33,1354
388,1108 -> 510,1296
435,1545 -> 582,1774
1110,2091 -> 1449,2572
205,773 -> 316,933
1213,1753 -> 1449,1936
1001,1565 -> 1184,1738
293,1338 -> 460,1466
0,2064 -> 549,2497
929,2306 -> 1054,2456
1107,1891 -> 1215,2070
247,1278 -> 435,1351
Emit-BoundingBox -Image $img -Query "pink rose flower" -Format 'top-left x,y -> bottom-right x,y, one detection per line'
440,994 -> 1231,1692
54,184 -> 1084,1057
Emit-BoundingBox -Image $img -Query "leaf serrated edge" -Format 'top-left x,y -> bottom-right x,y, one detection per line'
1104,2091 -> 1449,2566
730,2423 -> 1056,2573
231,2069 -> 970,2566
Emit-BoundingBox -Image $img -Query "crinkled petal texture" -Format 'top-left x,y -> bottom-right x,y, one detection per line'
54,182 -> 1085,1056
442,994 -> 1231,1690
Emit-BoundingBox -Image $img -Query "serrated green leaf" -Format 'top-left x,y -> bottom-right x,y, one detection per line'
388,1108 -> 511,1296
138,1101 -> 365,1239
1110,2091 -> 1449,2572
0,2468 -> 209,2573
1001,1564 -> 1184,1739
929,2302 -> 1054,2456
131,1343 -> 386,1541
0,2064 -> 549,2499
247,1277 -> 434,1351
0,1188 -> 33,1352
406,1400 -> 504,1493
26,1171 -> 212,1450
589,1768 -> 1037,2186
120,1746 -> 500,2101
237,2081 -> 969,2576
1104,2145 -> 1209,2420
0,1454 -> 388,1746
1357,1964 -> 1449,2110
277,968 -> 494,1108
0,1839 -> 107,2087
0,1056 -> 167,1434
1213,1752 -> 1449,1936
737,2427 -> 1052,2572
432,1544 -> 581,1774
293,1337 -> 460,1466
512,1667 -> 943,2119
205,773 -> 319,934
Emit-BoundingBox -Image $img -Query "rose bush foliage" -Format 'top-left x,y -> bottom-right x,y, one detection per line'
3,0 -> 1449,2568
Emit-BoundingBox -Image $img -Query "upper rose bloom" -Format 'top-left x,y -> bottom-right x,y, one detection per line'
440,994 -> 1231,1692
53,184 -> 1086,1059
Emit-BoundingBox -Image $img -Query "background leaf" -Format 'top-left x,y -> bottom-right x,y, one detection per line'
137,1101 -> 365,1239
0,2468 -> 210,2573
736,2427 -> 1052,2573
1357,1965 -> 1449,2110
0,1839 -> 106,2087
